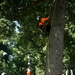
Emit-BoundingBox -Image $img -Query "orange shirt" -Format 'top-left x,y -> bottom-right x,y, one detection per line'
27,71 -> 31,75
38,17 -> 49,26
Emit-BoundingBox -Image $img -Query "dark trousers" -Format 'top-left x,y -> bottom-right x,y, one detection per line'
39,24 -> 51,33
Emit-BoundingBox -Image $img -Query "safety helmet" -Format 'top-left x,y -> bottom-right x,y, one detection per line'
37,16 -> 40,20
1,72 -> 7,75
3,52 -> 7,56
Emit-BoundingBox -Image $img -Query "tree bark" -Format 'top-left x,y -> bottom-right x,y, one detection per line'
45,0 -> 66,75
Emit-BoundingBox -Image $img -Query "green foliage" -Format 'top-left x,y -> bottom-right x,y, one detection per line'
0,0 -> 75,75
64,22 -> 75,70
66,0 -> 75,24
0,18 -> 15,38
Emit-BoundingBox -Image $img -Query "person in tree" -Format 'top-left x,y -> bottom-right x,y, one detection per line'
37,16 -> 51,35
66,66 -> 73,75
27,68 -> 31,75
2,52 -> 9,63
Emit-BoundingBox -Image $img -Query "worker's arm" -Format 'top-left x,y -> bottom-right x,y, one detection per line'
43,17 -> 49,21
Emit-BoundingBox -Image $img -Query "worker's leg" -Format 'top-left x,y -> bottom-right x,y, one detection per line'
46,24 -> 51,34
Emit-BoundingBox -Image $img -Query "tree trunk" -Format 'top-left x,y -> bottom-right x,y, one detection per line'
45,0 -> 66,75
